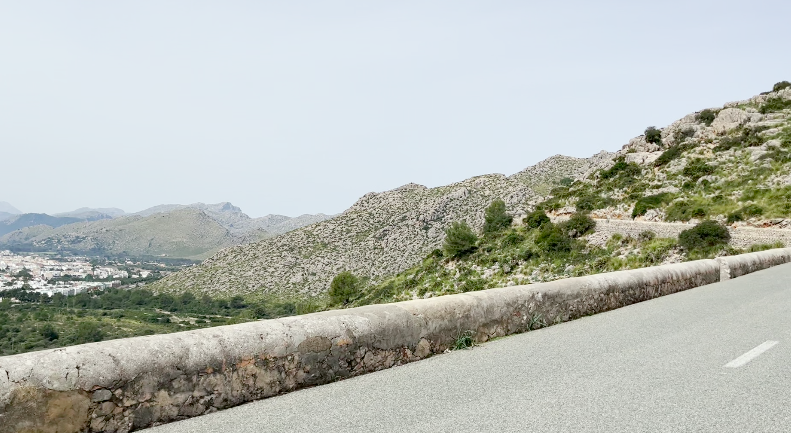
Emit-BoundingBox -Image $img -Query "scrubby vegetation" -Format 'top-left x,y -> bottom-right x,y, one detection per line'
0,287 -> 311,356
654,142 -> 693,167
679,221 -> 731,254
632,193 -> 671,218
697,109 -> 716,126
760,97 -> 791,114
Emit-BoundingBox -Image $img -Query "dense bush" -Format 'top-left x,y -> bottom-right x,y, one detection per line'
665,200 -> 707,222
500,231 -> 525,248
523,210 -> 550,229
645,126 -> 662,144
329,271 -> 360,305
562,213 -> 596,238
678,221 -> 730,251
483,199 -> 513,235
697,109 -> 716,126
682,159 -> 715,181
773,81 -> 791,92
575,193 -> 608,212
443,221 -> 478,258
632,193 -> 670,218
726,204 -> 764,223
535,224 -> 573,253
599,157 -> 641,187
759,97 -> 791,114
71,321 -> 105,344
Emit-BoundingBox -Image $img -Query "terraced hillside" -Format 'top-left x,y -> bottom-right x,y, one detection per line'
153,153 -> 614,297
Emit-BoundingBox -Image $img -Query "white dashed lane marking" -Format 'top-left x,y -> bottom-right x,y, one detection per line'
724,341 -> 779,368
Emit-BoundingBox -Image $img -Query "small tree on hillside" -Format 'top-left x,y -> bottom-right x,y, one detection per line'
697,109 -> 716,126
483,199 -> 512,235
645,126 -> 662,144
523,209 -> 550,229
329,271 -> 359,305
773,81 -> 791,92
443,221 -> 478,258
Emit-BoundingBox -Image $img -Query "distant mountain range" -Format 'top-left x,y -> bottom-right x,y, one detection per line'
0,202 -> 334,259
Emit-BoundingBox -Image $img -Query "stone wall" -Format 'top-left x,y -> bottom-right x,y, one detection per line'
2,249 -> 791,433
586,219 -> 791,249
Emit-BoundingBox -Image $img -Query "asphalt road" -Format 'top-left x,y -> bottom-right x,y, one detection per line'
145,264 -> 791,432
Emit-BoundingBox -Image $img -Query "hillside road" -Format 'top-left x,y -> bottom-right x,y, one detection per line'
144,263 -> 791,432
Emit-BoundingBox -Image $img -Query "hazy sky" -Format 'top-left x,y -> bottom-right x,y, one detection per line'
1,1 -> 789,217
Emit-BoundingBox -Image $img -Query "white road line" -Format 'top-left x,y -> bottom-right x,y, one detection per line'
724,341 -> 779,368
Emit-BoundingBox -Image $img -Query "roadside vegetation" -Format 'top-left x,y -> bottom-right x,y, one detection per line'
0,286 -> 311,356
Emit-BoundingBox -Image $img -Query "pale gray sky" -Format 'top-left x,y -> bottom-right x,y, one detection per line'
1,1 -> 789,217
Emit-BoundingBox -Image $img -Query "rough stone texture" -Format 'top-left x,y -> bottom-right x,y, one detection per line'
717,249 -> 791,279
586,219 -> 791,249
711,108 -> 751,134
3,251 -> 791,433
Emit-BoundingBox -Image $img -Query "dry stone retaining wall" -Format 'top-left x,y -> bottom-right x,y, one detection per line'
586,219 -> 791,249
2,249 -> 791,433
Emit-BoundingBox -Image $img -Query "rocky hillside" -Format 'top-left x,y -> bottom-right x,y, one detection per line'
152,154 -> 613,297
153,82 -> 791,298
542,83 -> 791,227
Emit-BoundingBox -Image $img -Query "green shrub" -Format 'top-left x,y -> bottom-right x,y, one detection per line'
500,231 -> 525,248
575,193 -> 608,212
559,177 -> 574,186
453,330 -> 475,349
443,221 -> 478,258
773,81 -> 791,92
682,159 -> 714,181
714,125 -> 770,151
536,224 -> 573,253
697,109 -> 716,126
726,204 -> 764,223
599,157 -> 641,187
483,199 -> 512,235
665,200 -> 708,221
562,213 -> 596,238
329,271 -> 360,305
673,127 -> 696,143
678,221 -> 730,251
759,97 -> 791,114
523,210 -> 550,229
645,126 -> 662,144
38,324 -> 59,341
632,193 -> 670,218
654,142 -> 693,167
71,321 -> 105,344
